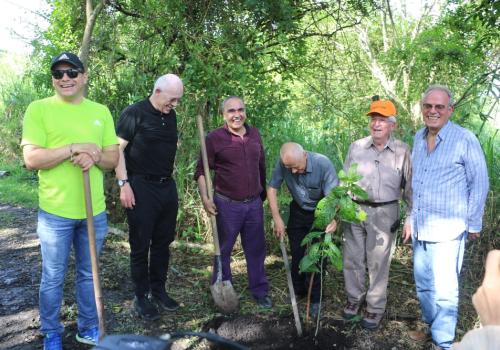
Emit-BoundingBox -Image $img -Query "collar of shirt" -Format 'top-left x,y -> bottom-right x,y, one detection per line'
422,120 -> 452,142
145,97 -> 174,118
304,151 -> 313,174
223,122 -> 249,137
364,136 -> 396,152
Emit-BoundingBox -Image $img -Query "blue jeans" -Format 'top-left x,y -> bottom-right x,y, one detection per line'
37,209 -> 107,335
412,233 -> 466,349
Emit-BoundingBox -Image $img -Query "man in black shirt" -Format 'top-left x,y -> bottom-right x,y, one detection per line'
115,74 -> 184,320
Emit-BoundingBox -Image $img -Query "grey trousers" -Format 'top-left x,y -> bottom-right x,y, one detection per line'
342,202 -> 399,313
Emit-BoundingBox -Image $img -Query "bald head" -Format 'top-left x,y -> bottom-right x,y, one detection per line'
280,142 -> 307,174
150,73 -> 184,114
153,73 -> 184,95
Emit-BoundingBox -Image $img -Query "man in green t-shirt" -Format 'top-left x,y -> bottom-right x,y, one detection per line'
21,52 -> 118,350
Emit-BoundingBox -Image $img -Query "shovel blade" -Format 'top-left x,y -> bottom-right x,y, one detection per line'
210,280 -> 239,314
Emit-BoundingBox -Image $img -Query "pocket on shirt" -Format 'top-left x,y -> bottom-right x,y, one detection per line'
307,187 -> 322,200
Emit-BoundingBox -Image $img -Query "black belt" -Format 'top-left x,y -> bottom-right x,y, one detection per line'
215,192 -> 258,203
353,199 -> 398,207
132,174 -> 172,183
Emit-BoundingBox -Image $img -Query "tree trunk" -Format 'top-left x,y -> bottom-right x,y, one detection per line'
79,0 -> 108,70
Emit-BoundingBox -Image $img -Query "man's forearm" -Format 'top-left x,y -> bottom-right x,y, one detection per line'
197,176 -> 209,200
115,138 -> 130,179
97,145 -> 119,170
23,144 -> 72,170
266,187 -> 281,220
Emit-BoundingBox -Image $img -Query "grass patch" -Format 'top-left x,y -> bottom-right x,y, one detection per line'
0,159 -> 38,208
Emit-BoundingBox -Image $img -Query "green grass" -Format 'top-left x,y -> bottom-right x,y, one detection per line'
0,159 -> 38,208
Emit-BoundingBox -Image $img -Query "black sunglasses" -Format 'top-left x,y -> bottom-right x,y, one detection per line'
51,68 -> 82,79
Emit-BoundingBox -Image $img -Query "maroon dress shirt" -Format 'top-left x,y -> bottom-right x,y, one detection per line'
195,123 -> 266,201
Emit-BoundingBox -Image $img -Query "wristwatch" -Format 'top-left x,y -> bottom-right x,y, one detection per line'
117,179 -> 129,187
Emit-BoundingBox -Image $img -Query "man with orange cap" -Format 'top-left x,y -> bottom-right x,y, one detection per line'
341,96 -> 412,330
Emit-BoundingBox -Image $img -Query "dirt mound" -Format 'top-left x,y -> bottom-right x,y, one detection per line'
206,315 -> 348,349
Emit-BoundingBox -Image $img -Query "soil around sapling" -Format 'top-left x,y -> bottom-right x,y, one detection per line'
1,202 -> 475,350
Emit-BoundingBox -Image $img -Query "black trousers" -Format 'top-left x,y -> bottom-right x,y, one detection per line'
126,176 -> 178,297
287,200 -> 324,302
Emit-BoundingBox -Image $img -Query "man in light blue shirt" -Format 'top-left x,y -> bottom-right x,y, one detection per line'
267,142 -> 339,319
407,85 -> 489,350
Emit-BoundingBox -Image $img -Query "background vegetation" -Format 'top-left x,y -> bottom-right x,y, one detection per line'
0,0 -> 498,342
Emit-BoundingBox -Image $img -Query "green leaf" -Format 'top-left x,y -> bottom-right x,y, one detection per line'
301,231 -> 323,246
308,242 -> 321,258
299,255 -> 320,273
350,185 -> 369,200
357,209 -> 367,221
324,232 -> 332,244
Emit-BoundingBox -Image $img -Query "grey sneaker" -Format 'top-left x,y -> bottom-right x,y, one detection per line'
361,311 -> 384,330
342,301 -> 360,320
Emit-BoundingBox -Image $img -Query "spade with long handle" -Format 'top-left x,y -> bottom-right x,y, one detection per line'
82,170 -> 106,340
196,115 -> 239,314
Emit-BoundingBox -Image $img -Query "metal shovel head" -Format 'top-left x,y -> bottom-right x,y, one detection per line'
210,280 -> 239,314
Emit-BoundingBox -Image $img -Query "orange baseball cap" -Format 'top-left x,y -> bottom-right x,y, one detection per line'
367,99 -> 397,117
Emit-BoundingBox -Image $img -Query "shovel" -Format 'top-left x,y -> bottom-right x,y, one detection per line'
196,115 -> 239,314
82,170 -> 106,340
279,237 -> 303,336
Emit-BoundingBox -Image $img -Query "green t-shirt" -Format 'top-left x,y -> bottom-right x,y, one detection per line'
21,95 -> 118,219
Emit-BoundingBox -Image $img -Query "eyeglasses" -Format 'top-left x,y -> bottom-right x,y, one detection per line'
51,68 -> 82,79
422,103 -> 449,111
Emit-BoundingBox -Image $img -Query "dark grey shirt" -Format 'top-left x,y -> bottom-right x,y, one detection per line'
268,152 -> 339,211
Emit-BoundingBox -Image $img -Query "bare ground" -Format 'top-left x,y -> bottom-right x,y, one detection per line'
0,203 -> 481,350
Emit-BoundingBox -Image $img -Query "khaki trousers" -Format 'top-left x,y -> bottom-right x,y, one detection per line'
342,202 -> 399,313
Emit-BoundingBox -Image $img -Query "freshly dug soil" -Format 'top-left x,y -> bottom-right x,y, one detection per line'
206,315 -> 348,349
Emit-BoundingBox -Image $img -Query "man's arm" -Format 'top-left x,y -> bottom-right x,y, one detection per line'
464,134 -> 489,240
267,186 -> 286,239
322,157 -> 339,234
97,144 -> 119,170
115,137 -> 135,209
23,143 -> 102,170
197,175 -> 217,215
402,145 -> 413,243
258,131 -> 267,201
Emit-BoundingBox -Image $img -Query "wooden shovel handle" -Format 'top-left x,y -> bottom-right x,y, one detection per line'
82,170 -> 106,339
280,237 -> 303,336
196,115 -> 221,256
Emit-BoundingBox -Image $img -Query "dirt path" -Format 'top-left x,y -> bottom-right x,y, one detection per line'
1,203 -> 433,350
0,205 -> 40,349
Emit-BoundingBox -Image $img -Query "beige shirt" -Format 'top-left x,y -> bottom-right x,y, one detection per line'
344,136 -> 412,214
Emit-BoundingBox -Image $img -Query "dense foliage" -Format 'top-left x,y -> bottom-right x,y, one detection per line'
0,0 -> 498,239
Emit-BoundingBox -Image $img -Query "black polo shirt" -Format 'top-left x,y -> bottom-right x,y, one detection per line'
116,98 -> 177,177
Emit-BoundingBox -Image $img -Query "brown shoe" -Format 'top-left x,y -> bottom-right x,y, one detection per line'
408,329 -> 431,342
361,312 -> 384,330
342,301 -> 360,320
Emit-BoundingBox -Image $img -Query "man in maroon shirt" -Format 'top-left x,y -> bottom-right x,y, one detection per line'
195,96 -> 271,308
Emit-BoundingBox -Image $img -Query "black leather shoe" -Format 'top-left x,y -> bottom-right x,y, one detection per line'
152,292 -> 180,311
256,296 -> 273,309
134,295 -> 160,321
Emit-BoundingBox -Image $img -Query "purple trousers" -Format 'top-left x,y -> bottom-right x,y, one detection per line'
212,195 -> 269,299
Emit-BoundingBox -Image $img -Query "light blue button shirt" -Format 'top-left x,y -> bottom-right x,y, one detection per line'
411,121 -> 489,242
268,152 -> 339,211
